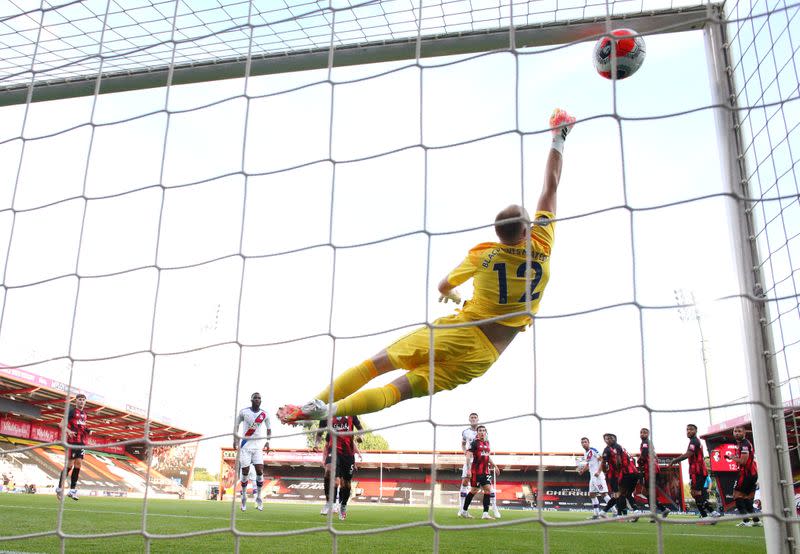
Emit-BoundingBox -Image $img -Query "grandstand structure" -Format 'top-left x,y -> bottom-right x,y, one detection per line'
703,401 -> 800,515
0,364 -> 201,497
220,447 -> 685,511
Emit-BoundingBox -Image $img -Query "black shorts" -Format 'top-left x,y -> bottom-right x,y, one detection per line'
335,454 -> 355,481
619,473 -> 638,494
734,473 -> 758,495
607,476 -> 619,493
690,474 -> 709,491
470,473 -> 491,488
68,446 -> 85,460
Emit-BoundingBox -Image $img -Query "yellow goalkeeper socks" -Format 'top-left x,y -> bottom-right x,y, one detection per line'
333,383 -> 401,416
315,360 -> 379,403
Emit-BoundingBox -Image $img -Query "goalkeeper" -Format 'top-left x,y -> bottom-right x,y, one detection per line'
278,109 -> 576,424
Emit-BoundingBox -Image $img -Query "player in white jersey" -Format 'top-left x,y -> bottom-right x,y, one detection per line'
578,437 -> 610,518
459,413 -> 500,518
234,392 -> 271,512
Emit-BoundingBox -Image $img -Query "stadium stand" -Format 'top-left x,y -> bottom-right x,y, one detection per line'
0,365 -> 202,497
220,448 -> 684,511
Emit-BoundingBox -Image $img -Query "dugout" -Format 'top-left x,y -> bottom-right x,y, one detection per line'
220,447 -> 685,511
703,404 -> 800,513
0,365 -> 202,495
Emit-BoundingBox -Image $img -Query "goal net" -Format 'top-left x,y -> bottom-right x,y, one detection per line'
0,0 -> 797,552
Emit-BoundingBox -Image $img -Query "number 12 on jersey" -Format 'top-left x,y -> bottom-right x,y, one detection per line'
492,261 -> 543,304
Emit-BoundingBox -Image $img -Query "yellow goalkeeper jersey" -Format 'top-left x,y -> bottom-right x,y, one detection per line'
445,210 -> 555,328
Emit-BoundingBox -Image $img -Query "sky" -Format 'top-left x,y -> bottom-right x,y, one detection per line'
0,7 -> 793,476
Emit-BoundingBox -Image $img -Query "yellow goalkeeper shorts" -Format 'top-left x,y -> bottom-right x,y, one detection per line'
385,312 -> 500,393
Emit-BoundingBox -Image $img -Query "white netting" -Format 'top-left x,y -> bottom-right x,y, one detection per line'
0,0 -> 797,552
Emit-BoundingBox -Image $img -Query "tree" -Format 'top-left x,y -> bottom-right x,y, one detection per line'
304,418 -> 389,451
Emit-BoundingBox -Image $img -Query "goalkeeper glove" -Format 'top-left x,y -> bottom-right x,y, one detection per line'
549,108 -> 576,154
438,289 -> 462,305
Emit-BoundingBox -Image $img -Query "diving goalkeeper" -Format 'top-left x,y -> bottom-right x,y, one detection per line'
277,108 -> 576,425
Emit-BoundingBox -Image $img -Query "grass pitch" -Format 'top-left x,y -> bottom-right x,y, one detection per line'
0,494 -> 764,553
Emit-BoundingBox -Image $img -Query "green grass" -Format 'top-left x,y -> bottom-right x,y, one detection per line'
0,494 -> 765,553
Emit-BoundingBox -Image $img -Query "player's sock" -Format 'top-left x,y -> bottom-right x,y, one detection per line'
483,493 -> 491,513
256,480 -> 263,499
240,480 -> 248,504
463,492 -> 475,510
695,495 -> 707,517
603,497 -> 616,513
339,486 -> 351,508
617,496 -> 627,516
591,497 -> 600,516
746,499 -> 759,522
58,469 -> 67,490
324,477 -> 331,502
735,498 -> 749,522
333,383 -> 400,416
603,494 -> 612,504
69,467 -> 80,489
701,490 -> 716,514
316,360 -> 378,403
490,488 -> 497,508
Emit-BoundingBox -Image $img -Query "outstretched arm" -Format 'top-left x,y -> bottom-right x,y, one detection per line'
537,109 -> 576,214
669,447 -> 692,466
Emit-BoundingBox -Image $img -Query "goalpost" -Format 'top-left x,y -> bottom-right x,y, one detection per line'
0,0 -> 797,552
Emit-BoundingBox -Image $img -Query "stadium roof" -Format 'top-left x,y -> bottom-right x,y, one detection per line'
702,401 -> 800,451
0,365 -> 201,443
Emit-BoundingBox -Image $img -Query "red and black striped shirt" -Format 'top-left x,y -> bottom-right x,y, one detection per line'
469,438 -> 492,476
735,438 -> 757,477
320,416 -> 361,457
687,436 -> 707,477
638,439 -> 660,474
67,408 -> 89,445
605,444 -> 637,475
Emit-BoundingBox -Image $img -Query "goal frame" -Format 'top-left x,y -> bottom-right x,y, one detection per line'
1,6 -> 710,107
1,2 -> 794,551
704,6 -> 798,552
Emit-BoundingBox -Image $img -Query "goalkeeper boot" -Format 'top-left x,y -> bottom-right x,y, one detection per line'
277,400 -> 328,425
549,108 -> 576,140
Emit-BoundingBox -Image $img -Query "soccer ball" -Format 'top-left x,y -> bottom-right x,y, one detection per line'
593,29 -> 646,80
